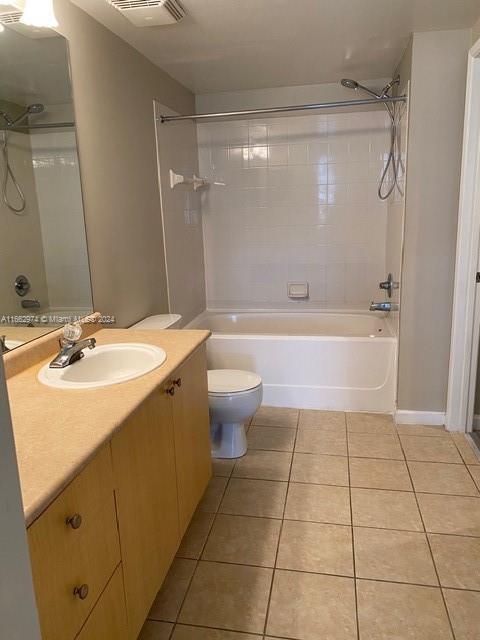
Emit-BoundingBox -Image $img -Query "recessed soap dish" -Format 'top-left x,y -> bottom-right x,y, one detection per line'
287,282 -> 309,299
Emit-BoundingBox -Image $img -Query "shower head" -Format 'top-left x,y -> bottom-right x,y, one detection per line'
11,103 -> 45,126
341,79 -> 359,90
340,78 -> 382,99
27,103 -> 45,115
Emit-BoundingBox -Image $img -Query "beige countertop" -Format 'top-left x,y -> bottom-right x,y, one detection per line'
6,328 -> 210,526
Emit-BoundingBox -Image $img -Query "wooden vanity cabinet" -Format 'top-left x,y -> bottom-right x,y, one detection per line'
172,346 -> 212,536
75,566 -> 128,640
111,387 -> 179,639
27,343 -> 211,640
111,344 -> 211,639
27,446 -> 121,640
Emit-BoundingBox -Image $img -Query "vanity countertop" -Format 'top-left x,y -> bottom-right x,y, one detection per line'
6,328 -> 210,526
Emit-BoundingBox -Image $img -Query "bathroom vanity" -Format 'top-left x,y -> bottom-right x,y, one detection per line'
5,325 -> 212,640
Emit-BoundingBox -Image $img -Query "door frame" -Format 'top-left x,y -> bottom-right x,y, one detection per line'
446,37 -> 480,432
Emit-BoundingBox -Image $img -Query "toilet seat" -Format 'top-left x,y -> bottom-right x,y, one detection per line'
208,369 -> 262,396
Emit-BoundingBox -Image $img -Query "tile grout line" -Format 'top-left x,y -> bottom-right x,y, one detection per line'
346,413 -> 361,640
173,465 -> 233,629
397,432 -> 458,640
262,409 -> 300,637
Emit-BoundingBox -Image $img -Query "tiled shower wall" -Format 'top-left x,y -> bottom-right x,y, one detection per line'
198,111 -> 390,309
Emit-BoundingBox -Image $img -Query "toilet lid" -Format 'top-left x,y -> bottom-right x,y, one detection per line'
208,369 -> 262,394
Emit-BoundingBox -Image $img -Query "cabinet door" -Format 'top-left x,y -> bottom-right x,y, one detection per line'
172,344 -> 212,536
75,565 -> 128,640
111,390 -> 179,640
28,446 -> 120,640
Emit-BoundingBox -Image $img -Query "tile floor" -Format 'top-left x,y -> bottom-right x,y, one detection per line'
140,408 -> 480,640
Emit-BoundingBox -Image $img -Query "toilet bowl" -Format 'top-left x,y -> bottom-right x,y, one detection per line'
208,369 -> 263,459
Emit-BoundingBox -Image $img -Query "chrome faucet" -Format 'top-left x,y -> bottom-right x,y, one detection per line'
369,301 -> 399,312
49,323 -> 96,369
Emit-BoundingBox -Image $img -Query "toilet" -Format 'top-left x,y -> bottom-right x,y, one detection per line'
207,369 -> 263,459
130,314 -> 182,330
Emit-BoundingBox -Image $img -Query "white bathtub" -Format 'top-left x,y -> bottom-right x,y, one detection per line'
186,311 -> 397,412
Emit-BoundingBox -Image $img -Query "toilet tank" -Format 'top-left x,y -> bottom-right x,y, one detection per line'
130,314 -> 182,330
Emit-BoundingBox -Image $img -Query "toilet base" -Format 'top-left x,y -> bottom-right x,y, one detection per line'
210,422 -> 247,459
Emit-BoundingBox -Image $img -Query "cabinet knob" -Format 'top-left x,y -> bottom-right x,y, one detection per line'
173,378 -> 182,388
166,386 -> 175,396
66,513 -> 82,530
73,584 -> 89,600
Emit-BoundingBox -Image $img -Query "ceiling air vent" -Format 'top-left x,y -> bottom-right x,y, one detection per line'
0,8 -> 56,38
107,0 -> 186,26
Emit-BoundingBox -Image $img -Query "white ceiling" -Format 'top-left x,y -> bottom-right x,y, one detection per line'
73,0 -> 480,94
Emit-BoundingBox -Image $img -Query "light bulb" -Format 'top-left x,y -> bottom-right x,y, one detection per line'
20,0 -> 59,28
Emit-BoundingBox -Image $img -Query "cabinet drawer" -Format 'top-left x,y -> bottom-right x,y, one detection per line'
75,565 -> 128,640
28,446 -> 121,640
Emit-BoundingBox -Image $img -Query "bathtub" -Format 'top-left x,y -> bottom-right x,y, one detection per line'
186,311 -> 397,412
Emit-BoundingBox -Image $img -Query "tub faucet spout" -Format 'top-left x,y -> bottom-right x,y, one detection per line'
370,301 -> 399,312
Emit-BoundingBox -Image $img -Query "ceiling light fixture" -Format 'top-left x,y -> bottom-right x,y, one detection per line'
19,0 -> 58,28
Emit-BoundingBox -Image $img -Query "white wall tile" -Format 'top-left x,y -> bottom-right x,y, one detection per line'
198,110 -> 389,309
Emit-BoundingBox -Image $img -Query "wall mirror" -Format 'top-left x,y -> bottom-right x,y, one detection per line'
0,21 -> 92,353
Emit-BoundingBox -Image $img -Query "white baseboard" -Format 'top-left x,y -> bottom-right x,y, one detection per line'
395,410 -> 446,426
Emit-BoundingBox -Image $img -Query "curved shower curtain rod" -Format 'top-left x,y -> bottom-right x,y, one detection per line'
158,95 -> 407,123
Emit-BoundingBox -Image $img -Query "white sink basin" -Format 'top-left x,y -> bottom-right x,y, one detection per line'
5,339 -> 24,350
38,343 -> 167,389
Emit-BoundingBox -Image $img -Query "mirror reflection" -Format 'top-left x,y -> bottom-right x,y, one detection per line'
0,25 -> 92,353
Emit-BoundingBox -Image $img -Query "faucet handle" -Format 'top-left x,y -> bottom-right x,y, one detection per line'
63,322 -> 82,343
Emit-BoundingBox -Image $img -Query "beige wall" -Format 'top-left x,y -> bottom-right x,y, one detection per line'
54,0 -> 195,327
397,29 -> 471,412
473,16 -> 480,43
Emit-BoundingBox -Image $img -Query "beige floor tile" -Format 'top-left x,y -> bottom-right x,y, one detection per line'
396,424 -> 449,437
202,514 -> 281,567
177,512 -> 215,560
417,493 -> 480,536
248,426 -> 296,452
298,410 -> 346,430
295,428 -> 347,456
139,621 -> 174,640
349,457 -> 412,491
285,482 -> 351,525
400,436 -> 463,463
290,452 -> 349,486
233,449 -> 292,481
266,570 -> 357,640
429,533 -> 480,590
469,464 -> 480,490
408,461 -> 479,496
220,478 -> 287,518
277,520 -> 353,576
444,588 -> 480,640
357,580 -> 453,640
451,434 -> 480,465
172,626 -> 260,640
346,412 -> 395,435
197,477 -> 228,513
252,406 -> 299,428
351,488 -> 423,531
354,527 -> 437,585
178,561 -> 272,633
212,458 -> 236,477
148,559 -> 197,622
348,433 -> 403,460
